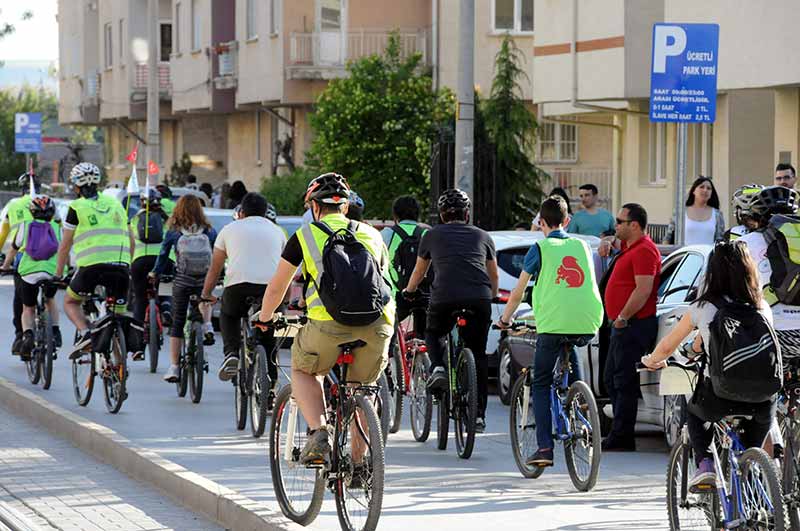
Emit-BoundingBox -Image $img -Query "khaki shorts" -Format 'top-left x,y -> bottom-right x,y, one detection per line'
291,318 -> 392,384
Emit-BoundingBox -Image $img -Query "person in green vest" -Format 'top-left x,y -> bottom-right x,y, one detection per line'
56,163 -> 134,357
1,195 -> 62,359
156,184 -> 176,217
498,194 -> 603,469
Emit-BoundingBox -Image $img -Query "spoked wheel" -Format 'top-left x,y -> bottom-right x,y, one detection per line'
454,348 -> 478,460
250,346 -> 270,438
189,323 -> 204,404
386,339 -> 405,434
509,371 -> 543,479
269,384 -> 325,526
102,325 -> 128,414
234,350 -> 248,430
147,299 -> 159,374
72,346 -> 94,406
40,309 -> 54,390
334,393 -> 385,531
781,413 -> 800,530
563,380 -> 602,491
666,439 -> 719,531
663,395 -> 687,449
739,447 -> 786,531
25,327 -> 40,385
375,372 -> 390,445
176,347 -> 188,398
436,390 -> 449,451
409,352 -> 432,442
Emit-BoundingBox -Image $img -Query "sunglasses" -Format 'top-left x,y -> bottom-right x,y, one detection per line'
615,218 -> 632,225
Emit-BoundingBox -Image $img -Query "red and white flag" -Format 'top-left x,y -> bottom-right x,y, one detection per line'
126,143 -> 139,163
147,160 -> 159,176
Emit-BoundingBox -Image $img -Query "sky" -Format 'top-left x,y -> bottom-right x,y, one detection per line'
0,0 -> 59,62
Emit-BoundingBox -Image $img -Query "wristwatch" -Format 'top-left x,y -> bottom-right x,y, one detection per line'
615,316 -> 629,328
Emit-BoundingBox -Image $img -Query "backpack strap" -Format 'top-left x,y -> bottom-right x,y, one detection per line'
311,220 -> 335,237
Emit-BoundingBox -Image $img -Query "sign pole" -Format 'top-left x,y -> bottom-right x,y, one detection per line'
675,122 -> 688,246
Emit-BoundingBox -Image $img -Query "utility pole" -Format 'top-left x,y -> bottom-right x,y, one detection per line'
146,0 -> 160,184
454,0 -> 475,212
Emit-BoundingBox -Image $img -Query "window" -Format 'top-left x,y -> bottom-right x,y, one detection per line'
269,0 -> 279,35
191,0 -> 201,51
119,19 -> 124,61
660,253 -> 704,305
246,0 -> 257,39
497,247 -> 528,278
104,23 -> 113,68
648,122 -> 668,185
493,0 -> 534,33
538,122 -> 578,162
175,2 -> 181,53
160,23 -> 172,61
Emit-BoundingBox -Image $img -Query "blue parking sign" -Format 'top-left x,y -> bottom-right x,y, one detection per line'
649,23 -> 719,123
14,112 -> 42,153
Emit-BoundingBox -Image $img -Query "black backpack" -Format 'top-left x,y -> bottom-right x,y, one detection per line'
137,211 -> 165,245
706,299 -> 782,403
390,224 -> 425,292
313,221 -> 391,326
764,214 -> 800,305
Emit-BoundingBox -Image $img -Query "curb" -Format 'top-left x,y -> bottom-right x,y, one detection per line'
0,377 -> 306,531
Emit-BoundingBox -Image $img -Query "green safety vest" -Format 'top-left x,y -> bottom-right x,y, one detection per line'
130,210 -> 171,261
17,220 -> 61,276
531,237 -> 603,335
161,198 -> 176,217
297,213 -> 395,324
6,195 -> 33,240
386,221 -> 424,295
71,194 -> 131,267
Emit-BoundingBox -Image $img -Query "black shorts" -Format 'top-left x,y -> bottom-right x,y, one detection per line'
68,264 -> 130,303
20,279 -> 58,307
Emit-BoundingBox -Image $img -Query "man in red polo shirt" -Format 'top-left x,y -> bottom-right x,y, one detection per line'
598,203 -> 661,451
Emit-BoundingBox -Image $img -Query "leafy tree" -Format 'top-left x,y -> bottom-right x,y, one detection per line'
0,86 -> 57,188
306,33 -> 454,217
167,152 -> 193,186
261,167 -> 316,216
482,35 -> 545,226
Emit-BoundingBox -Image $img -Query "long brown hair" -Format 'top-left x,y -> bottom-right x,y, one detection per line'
169,194 -> 210,231
697,241 -> 762,307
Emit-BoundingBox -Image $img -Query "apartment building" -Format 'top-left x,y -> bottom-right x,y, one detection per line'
532,0 -> 800,226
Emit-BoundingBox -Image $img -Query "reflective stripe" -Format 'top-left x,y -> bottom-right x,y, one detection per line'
75,245 -> 129,261
305,285 -> 324,309
301,224 -> 324,273
74,228 -> 128,244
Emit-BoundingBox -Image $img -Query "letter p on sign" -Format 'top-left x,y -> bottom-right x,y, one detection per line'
14,113 -> 29,134
653,25 -> 687,73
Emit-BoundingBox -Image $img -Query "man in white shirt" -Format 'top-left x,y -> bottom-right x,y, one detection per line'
202,192 -> 287,382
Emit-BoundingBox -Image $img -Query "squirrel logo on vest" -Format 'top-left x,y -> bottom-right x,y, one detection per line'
555,256 -> 585,288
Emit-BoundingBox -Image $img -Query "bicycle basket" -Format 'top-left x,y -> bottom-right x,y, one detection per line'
91,314 -> 115,354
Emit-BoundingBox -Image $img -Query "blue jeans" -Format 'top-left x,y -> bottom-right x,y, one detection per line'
533,334 -> 587,450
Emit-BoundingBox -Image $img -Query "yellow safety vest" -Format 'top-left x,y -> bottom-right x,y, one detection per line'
71,194 -> 131,267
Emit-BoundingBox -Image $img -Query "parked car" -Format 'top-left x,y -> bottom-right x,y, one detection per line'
496,243 -> 712,447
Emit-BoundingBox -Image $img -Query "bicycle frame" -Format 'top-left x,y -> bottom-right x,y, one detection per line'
445,318 -> 468,403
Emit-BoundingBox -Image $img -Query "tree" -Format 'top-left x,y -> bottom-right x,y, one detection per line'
0,86 -> 57,188
261,167 -> 316,216
306,33 -> 454,217
0,9 -> 33,68
482,35 -> 546,227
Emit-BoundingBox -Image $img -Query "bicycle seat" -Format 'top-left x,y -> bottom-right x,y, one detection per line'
338,340 -> 367,351
558,334 -> 593,349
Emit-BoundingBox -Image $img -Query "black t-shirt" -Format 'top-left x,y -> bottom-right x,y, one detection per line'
282,233 -> 303,267
418,222 -> 495,305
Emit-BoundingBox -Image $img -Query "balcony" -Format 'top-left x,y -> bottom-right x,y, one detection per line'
541,167 -> 614,211
212,40 -> 238,90
132,62 -> 172,97
287,29 -> 430,80
85,70 -> 101,102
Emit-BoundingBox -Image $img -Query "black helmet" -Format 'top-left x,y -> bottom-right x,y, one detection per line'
29,195 -> 55,221
18,172 -> 40,193
155,184 -> 173,200
304,172 -> 350,205
140,189 -> 162,209
437,188 -> 470,213
751,185 -> 800,218
265,202 -> 278,223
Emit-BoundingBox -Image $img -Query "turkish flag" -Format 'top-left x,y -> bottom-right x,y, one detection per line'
147,160 -> 160,175
126,144 -> 139,163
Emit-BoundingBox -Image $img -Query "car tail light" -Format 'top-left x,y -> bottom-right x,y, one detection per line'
496,289 -> 511,304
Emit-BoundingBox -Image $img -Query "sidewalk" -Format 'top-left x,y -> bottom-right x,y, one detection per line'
0,403 -> 223,531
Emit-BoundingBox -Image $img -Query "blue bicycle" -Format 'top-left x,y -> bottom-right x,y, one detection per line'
502,323 -> 601,491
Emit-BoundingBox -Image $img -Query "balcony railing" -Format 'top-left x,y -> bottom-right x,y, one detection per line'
289,29 -> 430,69
85,70 -> 101,100
541,167 -> 614,211
133,62 -> 172,93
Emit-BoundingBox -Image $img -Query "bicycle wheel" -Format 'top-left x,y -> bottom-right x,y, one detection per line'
189,322 -> 204,404
334,392 -> 385,531
249,345 -> 270,438
740,447 -> 786,531
72,335 -> 94,407
269,384 -> 325,526
387,340 -> 405,434
176,343 -> 188,398
666,438 -> 718,530
563,380 -> 601,491
454,348 -> 478,459
437,390 -> 449,451
509,371 -> 544,479
102,324 -> 128,414
25,324 -> 40,385
781,413 -> 800,530
147,299 -> 159,374
409,352 -> 432,442
375,372 -> 390,445
40,308 -> 54,390
234,349 -> 248,430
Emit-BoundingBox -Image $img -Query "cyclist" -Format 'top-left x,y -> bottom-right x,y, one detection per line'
202,192 -> 286,383
156,184 -> 176,217
256,172 -> 394,464
151,195 -> 216,383
403,188 -> 498,433
1,195 -> 62,359
497,195 -> 603,466
56,163 -> 133,357
724,184 -> 764,241
346,190 -> 365,221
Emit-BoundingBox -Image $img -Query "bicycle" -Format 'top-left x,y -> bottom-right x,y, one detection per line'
433,309 -> 479,460
500,323 -> 601,491
267,316 -> 385,531
655,360 -> 786,530
144,273 -> 172,374
777,359 -> 800,529
175,294 -> 208,404
71,287 -> 129,414
25,279 -> 58,389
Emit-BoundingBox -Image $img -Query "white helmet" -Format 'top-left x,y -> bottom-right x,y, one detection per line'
69,162 -> 102,187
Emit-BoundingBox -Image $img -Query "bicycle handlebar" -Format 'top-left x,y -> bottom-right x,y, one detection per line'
636,359 -> 699,373
491,322 -> 535,332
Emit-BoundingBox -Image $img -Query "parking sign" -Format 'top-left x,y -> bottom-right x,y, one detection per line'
14,112 -> 42,153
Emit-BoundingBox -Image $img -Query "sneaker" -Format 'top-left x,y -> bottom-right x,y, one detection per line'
217,354 -> 239,382
163,364 -> 180,383
689,458 -> 717,493
601,436 -> 636,452
525,448 -> 554,467
475,417 -> 486,434
426,366 -> 448,393
19,330 -> 34,361
132,351 -> 145,361
347,460 -> 371,491
52,326 -> 62,349
203,324 -> 215,346
69,330 -> 93,360
11,332 -> 22,356
300,427 -> 332,465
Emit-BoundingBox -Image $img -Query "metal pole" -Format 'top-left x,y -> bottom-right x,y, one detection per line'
454,0 -> 475,213
146,0 -> 160,184
674,122 -> 688,246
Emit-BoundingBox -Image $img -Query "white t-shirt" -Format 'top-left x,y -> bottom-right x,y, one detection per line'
689,299 -> 773,352
214,216 -> 286,287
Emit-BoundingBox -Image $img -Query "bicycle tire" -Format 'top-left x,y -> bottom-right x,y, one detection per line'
189,322 -> 204,404
376,372 -> 390,445
25,325 -> 40,385
234,346 -> 248,430
250,345 -> 269,438
40,308 -> 54,390
102,324 -> 127,414
454,347 -> 478,460
177,340 -> 188,398
564,380 -> 601,491
781,413 -> 800,530
509,371 -> 543,479
269,384 -> 325,526
740,447 -> 786,531
387,340 -> 405,434
409,352 -> 432,442
437,391 -> 449,451
148,299 -> 159,374
72,329 -> 94,407
666,438 -> 717,531
334,392 -> 385,531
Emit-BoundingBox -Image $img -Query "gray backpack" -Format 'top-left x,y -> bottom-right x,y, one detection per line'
176,228 -> 211,276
